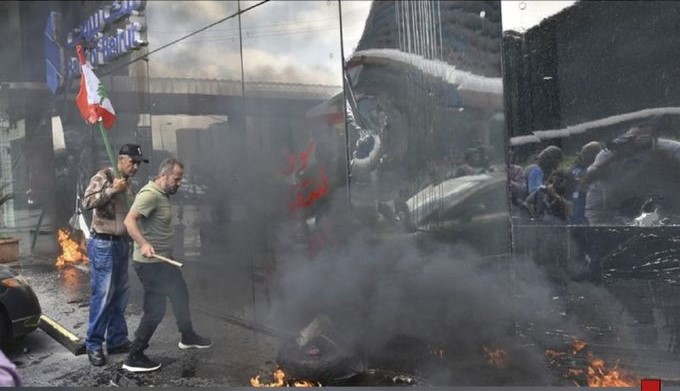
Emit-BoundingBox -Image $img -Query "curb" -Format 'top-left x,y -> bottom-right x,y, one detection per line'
38,314 -> 86,356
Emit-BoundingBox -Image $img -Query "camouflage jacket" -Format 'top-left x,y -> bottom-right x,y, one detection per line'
82,167 -> 133,236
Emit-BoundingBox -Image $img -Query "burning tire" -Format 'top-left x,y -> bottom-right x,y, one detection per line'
276,336 -> 365,383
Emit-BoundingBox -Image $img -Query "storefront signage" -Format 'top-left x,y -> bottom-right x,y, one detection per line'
45,1 -> 148,94
65,0 -> 148,76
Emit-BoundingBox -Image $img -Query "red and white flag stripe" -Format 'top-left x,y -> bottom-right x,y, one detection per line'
75,45 -> 116,129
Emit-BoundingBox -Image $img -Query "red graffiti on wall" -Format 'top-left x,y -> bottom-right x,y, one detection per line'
284,141 -> 331,212
291,166 -> 330,211
284,141 -> 315,176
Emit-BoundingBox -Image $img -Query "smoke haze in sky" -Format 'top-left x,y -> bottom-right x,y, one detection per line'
145,1 -> 371,84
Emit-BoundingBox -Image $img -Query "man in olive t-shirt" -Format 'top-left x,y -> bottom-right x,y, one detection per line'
129,180 -> 174,263
121,157 -> 212,373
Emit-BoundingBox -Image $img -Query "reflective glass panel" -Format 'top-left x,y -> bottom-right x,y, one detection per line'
502,0 -> 680,382
239,0 -> 345,326
145,2 -> 245,313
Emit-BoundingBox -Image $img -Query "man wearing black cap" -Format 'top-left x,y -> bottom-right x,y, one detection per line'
81,143 -> 148,366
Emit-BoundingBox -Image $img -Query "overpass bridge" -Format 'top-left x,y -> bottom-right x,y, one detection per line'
1,77 -> 343,234
110,77 -> 341,117
2,77 -> 342,120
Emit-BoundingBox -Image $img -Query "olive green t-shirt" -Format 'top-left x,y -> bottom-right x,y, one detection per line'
131,181 -> 174,263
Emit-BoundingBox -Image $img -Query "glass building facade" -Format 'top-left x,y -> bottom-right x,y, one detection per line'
3,0 -> 680,385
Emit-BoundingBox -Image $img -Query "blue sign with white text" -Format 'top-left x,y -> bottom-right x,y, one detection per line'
45,0 -> 148,94
45,12 -> 65,94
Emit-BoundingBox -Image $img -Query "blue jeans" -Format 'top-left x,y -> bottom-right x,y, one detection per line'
86,237 -> 130,351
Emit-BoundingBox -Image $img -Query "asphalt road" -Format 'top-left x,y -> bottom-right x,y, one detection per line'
6,245 -> 680,386
4,255 -> 279,387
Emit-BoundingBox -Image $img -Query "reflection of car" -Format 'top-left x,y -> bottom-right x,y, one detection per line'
406,170 -> 509,256
0,266 -> 41,342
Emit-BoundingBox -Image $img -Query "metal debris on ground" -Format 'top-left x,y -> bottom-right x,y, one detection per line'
111,369 -> 144,387
392,374 -> 415,385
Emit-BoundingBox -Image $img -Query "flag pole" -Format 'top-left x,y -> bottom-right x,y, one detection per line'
98,120 -> 130,206
97,120 -> 120,178
97,104 -> 131,206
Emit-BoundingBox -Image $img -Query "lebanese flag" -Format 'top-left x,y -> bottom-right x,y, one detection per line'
75,45 -> 116,129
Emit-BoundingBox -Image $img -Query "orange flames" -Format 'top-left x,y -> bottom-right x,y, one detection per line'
251,368 -> 285,387
586,354 -> 637,387
545,338 -> 638,387
56,228 -> 88,269
482,345 -> 509,368
572,339 -> 587,354
250,367 -> 320,387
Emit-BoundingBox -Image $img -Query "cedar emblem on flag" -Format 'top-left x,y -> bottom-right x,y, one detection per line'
75,45 -> 116,129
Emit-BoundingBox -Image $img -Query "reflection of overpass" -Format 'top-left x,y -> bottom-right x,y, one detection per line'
109,77 -> 342,117
4,78 -> 342,118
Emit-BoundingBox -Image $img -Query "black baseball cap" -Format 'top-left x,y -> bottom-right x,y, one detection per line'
119,144 -> 149,163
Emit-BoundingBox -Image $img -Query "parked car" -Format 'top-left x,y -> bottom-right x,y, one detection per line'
0,265 -> 41,343
405,169 -> 510,256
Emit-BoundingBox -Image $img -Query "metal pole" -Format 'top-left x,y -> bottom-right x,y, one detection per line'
338,0 -> 353,213
237,0 -> 261,349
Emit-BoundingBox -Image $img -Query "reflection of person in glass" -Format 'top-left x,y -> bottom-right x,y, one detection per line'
524,168 -> 576,223
455,147 -> 489,177
569,141 -> 602,224
579,125 -> 656,191
525,145 -> 562,193
580,124 -> 671,225
507,149 -> 528,208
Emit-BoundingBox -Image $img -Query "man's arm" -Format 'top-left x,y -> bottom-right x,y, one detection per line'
82,170 -> 127,210
578,149 -> 614,192
124,209 -> 155,258
546,185 -> 573,220
524,190 -> 537,217
82,172 -> 113,210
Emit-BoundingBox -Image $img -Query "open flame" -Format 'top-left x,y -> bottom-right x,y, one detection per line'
545,338 -> 639,387
571,339 -> 587,354
482,345 -> 509,368
55,228 -> 88,269
250,367 -> 321,387
586,354 -> 637,387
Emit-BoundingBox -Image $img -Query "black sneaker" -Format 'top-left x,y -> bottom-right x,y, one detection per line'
87,348 -> 106,366
122,352 -> 161,373
178,332 -> 212,349
107,341 -> 132,355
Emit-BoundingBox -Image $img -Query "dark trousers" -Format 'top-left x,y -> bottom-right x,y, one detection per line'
131,261 -> 194,351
